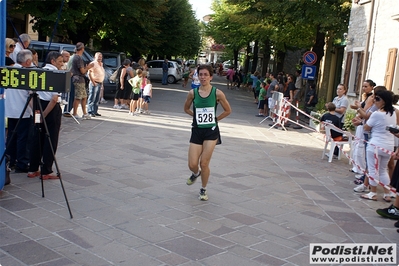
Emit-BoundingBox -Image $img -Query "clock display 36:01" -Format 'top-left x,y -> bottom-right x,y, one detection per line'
0,68 -> 50,91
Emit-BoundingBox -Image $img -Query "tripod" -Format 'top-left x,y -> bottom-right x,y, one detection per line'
0,92 -> 73,218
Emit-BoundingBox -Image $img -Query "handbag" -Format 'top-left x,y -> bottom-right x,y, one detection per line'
109,69 -> 118,82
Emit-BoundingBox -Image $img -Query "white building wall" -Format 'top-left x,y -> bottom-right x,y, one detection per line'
345,0 -> 399,95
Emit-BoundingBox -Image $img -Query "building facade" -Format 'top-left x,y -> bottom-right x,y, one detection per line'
344,0 -> 399,98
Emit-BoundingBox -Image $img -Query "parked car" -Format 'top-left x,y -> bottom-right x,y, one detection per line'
146,60 -> 182,84
100,51 -> 126,72
29,41 -> 115,94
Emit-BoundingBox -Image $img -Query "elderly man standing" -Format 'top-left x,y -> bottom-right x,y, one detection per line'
27,51 -> 63,180
5,49 -> 33,173
70,42 -> 93,120
87,52 -> 105,117
9,33 -> 31,63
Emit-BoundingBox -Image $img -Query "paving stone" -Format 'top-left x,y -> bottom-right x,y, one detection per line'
2,240 -> 61,265
157,252 -> 190,266
224,212 -> 263,226
57,227 -> 111,249
253,253 -> 287,265
202,236 -> 235,248
0,197 -> 36,212
116,219 -> 180,243
157,236 -> 224,261
36,257 -> 78,266
53,244 -> 111,266
0,228 -> 30,246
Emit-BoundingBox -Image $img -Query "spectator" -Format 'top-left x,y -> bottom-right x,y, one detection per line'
59,50 -> 70,106
70,42 -> 94,120
325,84 -> 349,156
305,83 -> 318,113
128,69 -> 143,115
28,48 -> 39,67
87,52 -> 105,117
120,59 -> 134,110
162,59 -> 168,85
288,74 -> 296,103
140,79 -> 152,115
294,69 -> 303,101
28,51 -> 63,180
250,71 -> 260,102
10,33 -> 31,62
349,79 -> 375,177
256,80 -> 268,117
361,89 -> 396,201
320,103 -> 343,141
5,49 -> 33,173
5,38 -> 16,66
353,85 -> 386,191
189,65 -> 200,90
113,59 -> 131,109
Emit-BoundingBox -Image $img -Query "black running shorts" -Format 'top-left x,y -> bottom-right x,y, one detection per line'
190,126 -> 221,145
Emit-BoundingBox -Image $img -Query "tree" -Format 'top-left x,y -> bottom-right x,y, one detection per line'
7,0 -> 201,58
226,0 -> 351,72
148,0 -> 201,59
205,0 -> 252,69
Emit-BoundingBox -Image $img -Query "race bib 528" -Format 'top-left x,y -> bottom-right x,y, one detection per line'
195,107 -> 215,125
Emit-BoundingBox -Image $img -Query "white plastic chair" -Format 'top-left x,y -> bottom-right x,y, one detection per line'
321,124 -> 352,163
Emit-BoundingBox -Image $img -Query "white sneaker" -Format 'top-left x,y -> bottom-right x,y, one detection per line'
144,110 -> 150,115
389,191 -> 397,198
354,184 -> 368,193
355,174 -> 364,179
100,98 -> 108,104
82,114 -> 91,120
121,104 -> 128,109
113,105 -> 121,109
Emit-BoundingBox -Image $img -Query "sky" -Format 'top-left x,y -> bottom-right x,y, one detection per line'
189,0 -> 213,20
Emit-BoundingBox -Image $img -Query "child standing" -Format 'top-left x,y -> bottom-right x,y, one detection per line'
141,79 -> 152,114
138,70 -> 147,113
128,69 -> 143,116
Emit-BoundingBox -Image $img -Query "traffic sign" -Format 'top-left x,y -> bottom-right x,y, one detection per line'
303,51 -> 317,65
301,65 -> 317,80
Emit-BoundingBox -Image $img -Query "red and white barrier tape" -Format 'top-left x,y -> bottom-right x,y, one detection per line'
273,98 -> 398,196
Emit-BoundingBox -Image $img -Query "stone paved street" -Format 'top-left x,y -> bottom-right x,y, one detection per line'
0,75 -> 398,265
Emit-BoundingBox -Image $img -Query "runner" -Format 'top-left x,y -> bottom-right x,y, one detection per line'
183,64 -> 232,201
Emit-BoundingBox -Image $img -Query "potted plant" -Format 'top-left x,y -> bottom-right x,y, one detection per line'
309,98 -> 326,132
343,110 -> 356,134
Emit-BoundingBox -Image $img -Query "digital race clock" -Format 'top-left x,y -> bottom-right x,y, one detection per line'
0,67 -> 71,92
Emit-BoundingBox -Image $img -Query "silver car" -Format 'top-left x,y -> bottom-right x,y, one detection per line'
147,60 -> 182,84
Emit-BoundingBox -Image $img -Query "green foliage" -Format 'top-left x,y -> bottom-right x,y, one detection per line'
315,98 -> 327,114
205,0 -> 351,72
343,110 -> 356,132
8,0 -> 201,59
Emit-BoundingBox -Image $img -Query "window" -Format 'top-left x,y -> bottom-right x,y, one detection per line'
384,48 -> 398,90
343,50 -> 365,95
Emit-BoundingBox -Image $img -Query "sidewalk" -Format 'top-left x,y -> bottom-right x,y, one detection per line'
0,76 -> 397,265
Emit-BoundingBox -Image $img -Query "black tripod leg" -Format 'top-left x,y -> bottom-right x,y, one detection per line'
34,94 -> 73,219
